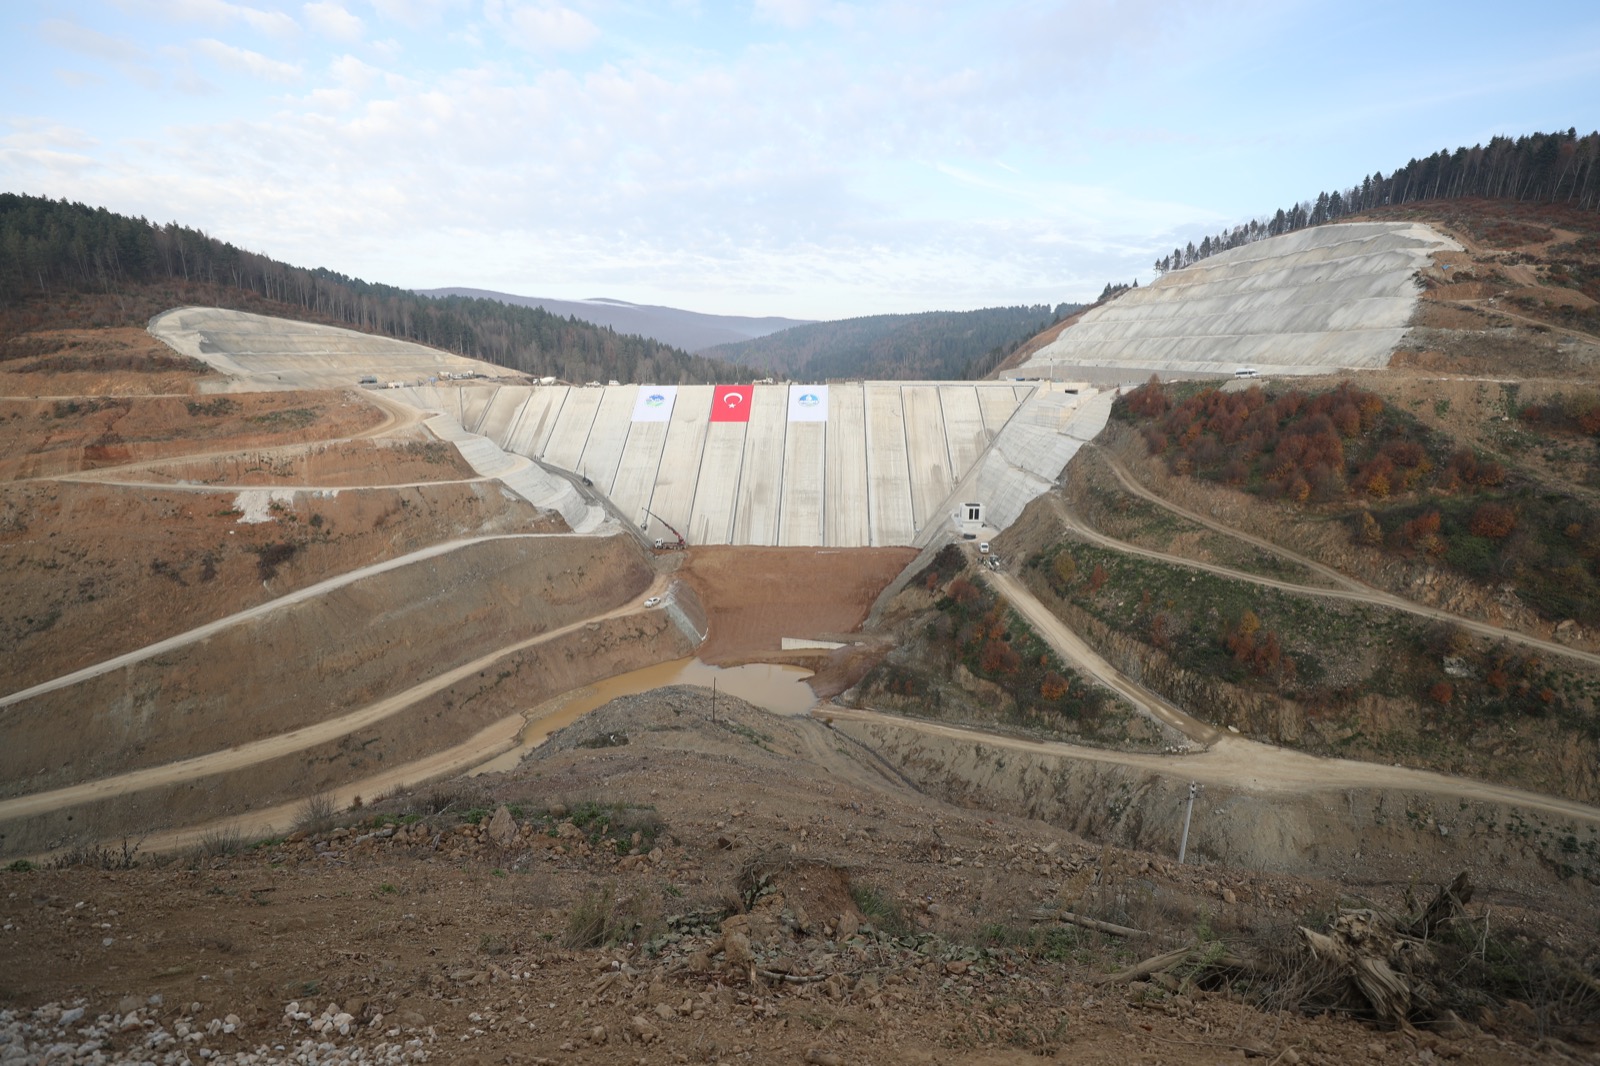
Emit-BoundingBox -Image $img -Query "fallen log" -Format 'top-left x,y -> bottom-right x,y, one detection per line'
1030,908 -> 1149,938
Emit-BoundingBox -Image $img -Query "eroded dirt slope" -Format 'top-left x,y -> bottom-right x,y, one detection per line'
3,690 -> 1587,1064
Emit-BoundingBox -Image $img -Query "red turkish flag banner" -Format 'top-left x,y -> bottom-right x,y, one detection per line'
710,385 -> 753,422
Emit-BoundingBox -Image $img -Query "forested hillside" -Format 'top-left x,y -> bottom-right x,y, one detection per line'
702,304 -> 1079,380
0,193 -> 752,385
1156,128 -> 1600,273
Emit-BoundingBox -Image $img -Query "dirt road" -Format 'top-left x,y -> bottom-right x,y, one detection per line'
0,574 -> 673,828
1092,446 -> 1367,592
1057,457 -> 1600,670
822,705 -> 1600,826
983,570 -> 1220,745
0,531 -> 625,706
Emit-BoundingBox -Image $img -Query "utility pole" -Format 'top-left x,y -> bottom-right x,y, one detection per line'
711,678 -> 717,725
1178,782 -> 1200,865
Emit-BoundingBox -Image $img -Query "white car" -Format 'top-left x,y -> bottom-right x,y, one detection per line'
978,542 -> 990,555
643,596 -> 661,608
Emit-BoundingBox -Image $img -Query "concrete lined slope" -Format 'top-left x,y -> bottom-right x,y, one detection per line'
149,307 -> 510,390
922,388 -> 1110,547
1020,222 -> 1460,379
419,411 -> 603,533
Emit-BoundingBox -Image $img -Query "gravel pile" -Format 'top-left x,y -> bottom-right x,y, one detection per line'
0,1000 -> 434,1065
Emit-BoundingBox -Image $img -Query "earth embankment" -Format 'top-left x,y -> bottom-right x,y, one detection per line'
829,710 -> 1600,896
1,477 -> 565,692
0,533 -> 654,798
0,603 -> 697,856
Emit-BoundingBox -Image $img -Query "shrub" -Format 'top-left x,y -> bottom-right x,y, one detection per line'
1052,553 -> 1077,586
294,793 -> 336,835
1469,503 -> 1517,539
565,886 -> 648,948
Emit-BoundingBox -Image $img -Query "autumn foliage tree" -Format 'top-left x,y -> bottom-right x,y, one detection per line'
1469,503 -> 1517,539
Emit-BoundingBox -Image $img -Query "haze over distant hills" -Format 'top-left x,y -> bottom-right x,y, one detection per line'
415,288 -> 812,353
704,304 -> 1078,382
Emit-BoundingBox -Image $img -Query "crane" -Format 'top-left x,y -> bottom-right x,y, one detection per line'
643,509 -> 687,551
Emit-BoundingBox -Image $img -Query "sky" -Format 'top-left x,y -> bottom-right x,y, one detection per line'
3,1 -> 1599,321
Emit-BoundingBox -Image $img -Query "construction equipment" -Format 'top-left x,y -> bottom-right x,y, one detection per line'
644,509 -> 687,551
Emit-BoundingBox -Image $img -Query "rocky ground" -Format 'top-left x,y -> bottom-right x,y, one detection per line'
5,689 -> 1594,1065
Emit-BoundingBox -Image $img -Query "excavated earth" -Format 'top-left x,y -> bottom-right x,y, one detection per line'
4,690 -> 1585,1066
679,546 -> 919,665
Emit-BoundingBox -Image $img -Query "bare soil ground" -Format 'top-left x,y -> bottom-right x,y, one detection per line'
73,436 -> 480,487
0,330 -> 574,693
680,546 -> 918,664
0,327 -> 211,398
4,690 -> 1577,1065
1,470 -> 564,696
0,391 -> 388,481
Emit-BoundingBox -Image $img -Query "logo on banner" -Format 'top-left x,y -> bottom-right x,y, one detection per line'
786,383 -> 828,422
630,384 -> 677,422
711,385 -> 754,422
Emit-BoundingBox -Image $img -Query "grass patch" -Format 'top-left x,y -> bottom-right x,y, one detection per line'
294,793 -> 336,835
850,883 -> 911,937
564,885 -> 656,948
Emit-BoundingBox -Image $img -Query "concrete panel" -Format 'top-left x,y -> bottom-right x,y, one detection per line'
901,385 -> 953,532
864,384 -> 915,546
648,386 -> 711,543
938,385 -> 988,479
477,386 -> 528,447
689,422 -> 748,546
542,387 -> 604,472
576,386 -> 637,492
459,386 -> 495,434
976,385 -> 1022,439
731,387 -> 789,546
502,387 -> 560,457
609,421 -> 670,529
779,422 -> 827,546
1012,385 -> 1036,403
824,384 -> 870,548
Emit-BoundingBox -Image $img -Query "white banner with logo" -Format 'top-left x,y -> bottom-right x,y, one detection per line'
787,384 -> 829,422
631,385 -> 677,422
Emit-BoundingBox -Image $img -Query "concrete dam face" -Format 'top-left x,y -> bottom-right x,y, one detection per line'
151,219 -> 1459,553
383,380 -> 1109,548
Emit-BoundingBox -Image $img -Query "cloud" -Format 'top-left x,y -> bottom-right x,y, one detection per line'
0,123 -> 103,183
751,0 -> 855,30
40,19 -> 147,63
369,0 -> 470,29
54,69 -> 108,89
484,1 -> 601,52
303,1 -> 364,42
156,0 -> 301,36
193,39 -> 303,82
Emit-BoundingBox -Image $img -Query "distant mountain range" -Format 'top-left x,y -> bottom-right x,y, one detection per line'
702,305 -> 1079,381
415,288 -> 812,353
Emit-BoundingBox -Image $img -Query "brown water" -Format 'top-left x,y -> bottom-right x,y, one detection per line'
468,657 -> 816,775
